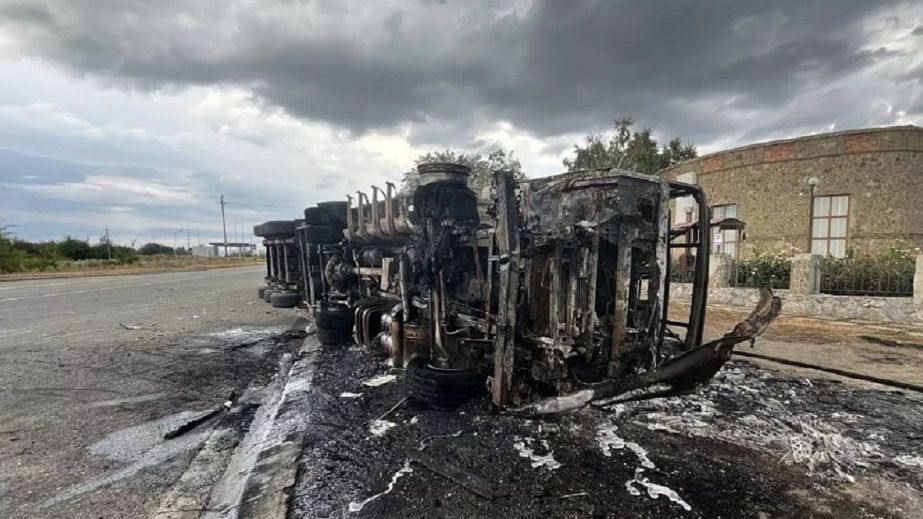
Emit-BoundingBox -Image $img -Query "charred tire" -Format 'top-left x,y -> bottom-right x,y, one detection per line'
316,326 -> 354,345
270,290 -> 301,308
258,286 -> 268,299
261,220 -> 295,238
316,201 -> 349,228
315,307 -> 355,345
303,224 -> 339,243
263,289 -> 279,303
303,207 -> 325,225
405,358 -> 486,408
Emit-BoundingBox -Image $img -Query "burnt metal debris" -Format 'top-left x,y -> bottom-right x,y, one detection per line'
254,163 -> 782,409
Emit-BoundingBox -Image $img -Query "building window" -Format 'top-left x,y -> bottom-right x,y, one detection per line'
711,204 -> 738,258
811,194 -> 849,258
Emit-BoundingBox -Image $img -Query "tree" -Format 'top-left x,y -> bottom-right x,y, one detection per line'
56,235 -> 93,260
139,242 -> 174,255
402,147 -> 526,192
0,226 -> 30,273
563,117 -> 697,174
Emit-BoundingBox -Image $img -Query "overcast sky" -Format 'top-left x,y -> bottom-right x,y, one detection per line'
0,0 -> 921,245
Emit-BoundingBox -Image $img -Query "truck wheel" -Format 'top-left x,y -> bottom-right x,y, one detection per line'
315,307 -> 354,345
263,289 -> 278,303
303,224 -> 339,242
260,220 -> 295,238
405,358 -> 486,408
270,290 -> 301,308
258,286 -> 268,299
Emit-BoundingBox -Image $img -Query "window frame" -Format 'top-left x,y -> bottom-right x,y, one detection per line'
711,203 -> 739,259
809,194 -> 850,257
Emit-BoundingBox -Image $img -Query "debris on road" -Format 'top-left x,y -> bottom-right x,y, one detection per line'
512,436 -> 562,470
347,459 -> 414,513
339,391 -> 363,398
118,322 -> 155,330
410,451 -> 508,500
362,374 -> 397,387
369,419 -> 397,436
601,362 -> 923,486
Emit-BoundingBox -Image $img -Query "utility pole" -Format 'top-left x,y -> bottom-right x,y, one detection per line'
186,219 -> 190,251
104,226 -> 112,260
219,194 -> 229,258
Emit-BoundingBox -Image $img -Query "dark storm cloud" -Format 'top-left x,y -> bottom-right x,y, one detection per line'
0,0 -> 919,145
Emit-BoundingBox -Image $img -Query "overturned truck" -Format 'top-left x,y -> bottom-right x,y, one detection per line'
266,163 -> 781,410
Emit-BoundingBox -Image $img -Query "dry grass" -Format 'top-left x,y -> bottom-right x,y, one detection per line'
0,255 -> 263,281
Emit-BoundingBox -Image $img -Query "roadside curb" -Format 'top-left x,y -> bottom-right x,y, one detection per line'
234,321 -> 319,519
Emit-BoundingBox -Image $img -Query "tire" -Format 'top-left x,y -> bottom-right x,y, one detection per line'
303,224 -> 339,243
263,289 -> 279,303
271,290 -> 301,308
316,201 -> 349,227
304,207 -> 325,225
259,220 -> 295,238
315,307 -> 354,328
405,358 -> 486,408
315,307 -> 355,345
258,286 -> 268,299
316,325 -> 354,345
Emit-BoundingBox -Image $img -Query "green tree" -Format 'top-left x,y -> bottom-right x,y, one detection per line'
0,226 -> 31,273
563,117 -> 697,174
56,235 -> 93,260
402,147 -> 526,192
139,242 -> 174,255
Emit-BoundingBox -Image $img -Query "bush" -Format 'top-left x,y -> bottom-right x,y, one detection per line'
820,244 -> 917,296
0,232 -> 32,273
139,242 -> 174,255
733,249 -> 794,289
57,236 -> 94,260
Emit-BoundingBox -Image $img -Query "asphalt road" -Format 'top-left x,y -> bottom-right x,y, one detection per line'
0,266 -> 295,519
0,266 -> 275,349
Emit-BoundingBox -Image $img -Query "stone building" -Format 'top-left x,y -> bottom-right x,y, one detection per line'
662,125 -> 923,259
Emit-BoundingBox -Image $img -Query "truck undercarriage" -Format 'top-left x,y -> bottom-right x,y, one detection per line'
256,163 -> 781,410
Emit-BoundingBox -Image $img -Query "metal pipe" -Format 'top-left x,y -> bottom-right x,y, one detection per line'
282,243 -> 290,284
688,188 -> 711,349
370,186 -> 385,237
264,240 -> 272,280
356,191 -> 369,240
384,182 -> 397,236
345,195 -> 356,241
391,306 -> 404,368
399,252 -> 411,322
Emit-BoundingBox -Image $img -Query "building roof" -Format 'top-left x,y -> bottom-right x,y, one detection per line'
661,124 -> 923,175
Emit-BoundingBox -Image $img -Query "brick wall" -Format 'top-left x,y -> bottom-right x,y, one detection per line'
663,126 -> 923,258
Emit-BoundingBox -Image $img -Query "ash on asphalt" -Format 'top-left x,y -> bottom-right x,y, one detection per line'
6,326 -> 305,518
289,344 -> 923,519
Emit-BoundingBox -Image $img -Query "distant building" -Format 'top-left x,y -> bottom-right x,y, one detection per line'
192,245 -> 218,257
207,242 -> 256,257
662,125 -> 923,259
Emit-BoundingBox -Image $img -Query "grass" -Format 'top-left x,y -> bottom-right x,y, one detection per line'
0,254 -> 263,281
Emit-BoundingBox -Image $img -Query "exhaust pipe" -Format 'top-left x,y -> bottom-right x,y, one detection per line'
356,191 -> 369,240
345,195 -> 356,241
370,186 -> 385,237
384,182 -> 397,237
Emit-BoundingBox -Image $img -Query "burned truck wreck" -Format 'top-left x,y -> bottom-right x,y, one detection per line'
265,163 -> 781,409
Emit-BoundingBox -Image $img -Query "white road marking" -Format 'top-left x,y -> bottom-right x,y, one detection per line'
0,283 -> 157,302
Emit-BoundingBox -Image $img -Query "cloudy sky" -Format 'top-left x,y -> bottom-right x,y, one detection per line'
0,0 -> 921,246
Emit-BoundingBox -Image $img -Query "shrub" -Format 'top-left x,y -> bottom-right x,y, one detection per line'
733,249 -> 794,289
57,236 -> 94,260
0,231 -> 32,273
820,244 -> 917,296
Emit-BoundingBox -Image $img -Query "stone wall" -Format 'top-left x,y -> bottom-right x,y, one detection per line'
662,126 -> 923,259
670,283 -> 922,324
